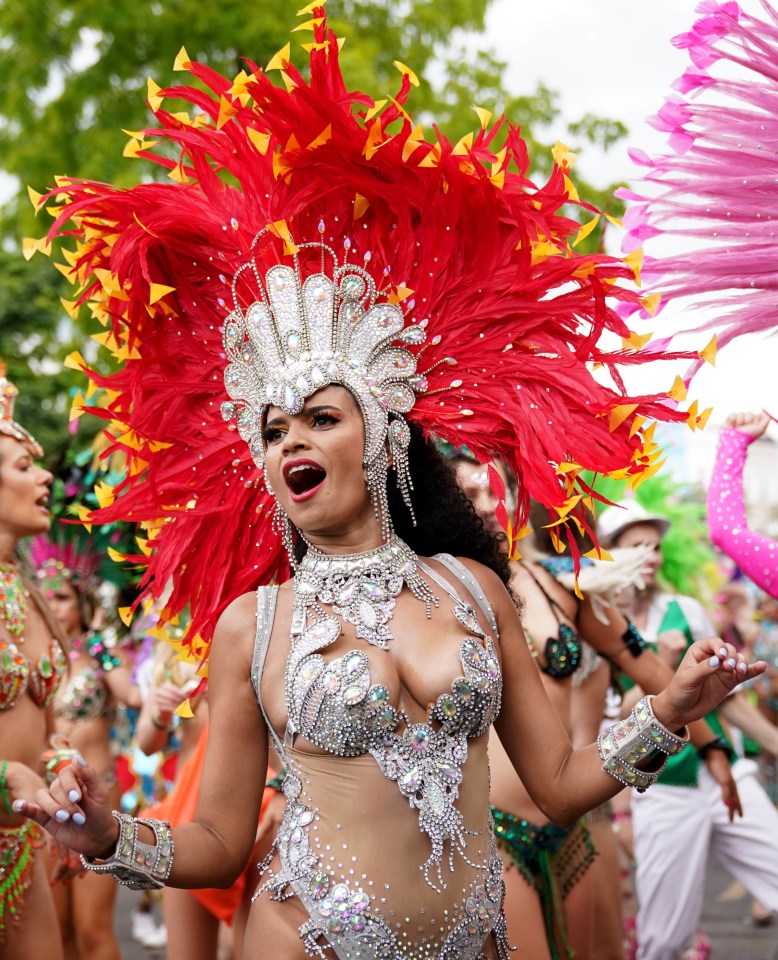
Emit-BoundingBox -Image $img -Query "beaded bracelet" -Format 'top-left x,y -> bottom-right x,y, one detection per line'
598,695 -> 689,793
0,761 -> 14,816
42,736 -> 81,785
621,621 -> 648,658
81,811 -> 174,890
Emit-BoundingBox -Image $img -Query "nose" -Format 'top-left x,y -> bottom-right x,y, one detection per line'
281,420 -> 309,455
39,467 -> 54,487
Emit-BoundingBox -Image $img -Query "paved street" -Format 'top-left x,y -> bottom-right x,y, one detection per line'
113,857 -> 778,959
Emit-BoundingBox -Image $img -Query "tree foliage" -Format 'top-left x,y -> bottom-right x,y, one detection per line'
0,0 -> 629,464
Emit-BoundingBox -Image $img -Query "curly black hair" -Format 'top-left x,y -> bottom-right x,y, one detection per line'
293,422 -> 511,587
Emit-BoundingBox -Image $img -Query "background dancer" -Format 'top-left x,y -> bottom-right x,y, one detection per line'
0,367 -> 74,960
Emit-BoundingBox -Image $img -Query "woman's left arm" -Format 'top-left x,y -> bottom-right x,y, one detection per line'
477,563 -> 764,825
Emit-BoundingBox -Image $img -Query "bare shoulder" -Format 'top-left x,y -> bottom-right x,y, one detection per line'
214,590 -> 260,636
211,590 -> 263,670
442,555 -> 514,616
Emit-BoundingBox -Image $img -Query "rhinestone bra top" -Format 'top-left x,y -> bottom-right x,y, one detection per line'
0,640 -> 68,711
284,612 -> 501,760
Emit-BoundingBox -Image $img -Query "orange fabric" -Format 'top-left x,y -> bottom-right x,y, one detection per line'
142,720 -> 275,924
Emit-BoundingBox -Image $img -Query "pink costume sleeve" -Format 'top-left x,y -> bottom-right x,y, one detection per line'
707,427 -> 778,598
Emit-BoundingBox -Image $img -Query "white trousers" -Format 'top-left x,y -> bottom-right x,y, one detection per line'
632,758 -> 778,960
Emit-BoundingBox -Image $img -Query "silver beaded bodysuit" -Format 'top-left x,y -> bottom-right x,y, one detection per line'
251,553 -> 510,960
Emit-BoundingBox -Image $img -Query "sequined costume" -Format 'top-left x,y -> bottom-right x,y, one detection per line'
252,553 -> 509,960
491,808 -> 595,960
0,821 -> 44,940
54,634 -> 119,725
708,427 -> 777,598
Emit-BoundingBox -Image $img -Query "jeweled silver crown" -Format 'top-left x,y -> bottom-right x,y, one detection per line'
220,230 -> 429,475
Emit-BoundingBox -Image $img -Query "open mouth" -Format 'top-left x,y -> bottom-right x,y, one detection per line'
35,493 -> 50,511
283,461 -> 327,501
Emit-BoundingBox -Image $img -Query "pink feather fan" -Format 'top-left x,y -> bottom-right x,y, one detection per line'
622,0 -> 778,371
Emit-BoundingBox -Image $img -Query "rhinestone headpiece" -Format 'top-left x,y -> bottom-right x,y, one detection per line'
220,229 -> 429,513
0,363 -> 43,457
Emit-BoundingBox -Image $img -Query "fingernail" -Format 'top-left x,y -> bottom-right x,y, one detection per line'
726,657 -> 736,668
739,662 -> 748,673
719,648 -> 727,658
72,812 -> 86,826
68,790 -> 80,803
77,757 -> 87,768
709,656 -> 720,668
12,800 -> 23,813
55,810 -> 70,823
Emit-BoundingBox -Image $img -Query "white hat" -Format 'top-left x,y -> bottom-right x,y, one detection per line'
597,499 -> 670,548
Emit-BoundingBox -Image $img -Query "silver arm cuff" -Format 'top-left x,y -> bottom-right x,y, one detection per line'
598,695 -> 689,793
80,811 -> 174,889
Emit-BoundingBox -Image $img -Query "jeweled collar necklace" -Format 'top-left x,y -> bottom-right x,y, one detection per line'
292,535 -> 438,648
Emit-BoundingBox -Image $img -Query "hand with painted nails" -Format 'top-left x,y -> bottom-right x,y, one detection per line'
651,636 -> 766,734
13,759 -> 119,860
2,760 -> 47,819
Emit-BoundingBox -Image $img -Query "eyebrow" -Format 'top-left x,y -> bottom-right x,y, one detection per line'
265,403 -> 344,428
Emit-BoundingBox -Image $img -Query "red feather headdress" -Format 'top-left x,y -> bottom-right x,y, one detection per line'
37,6 -> 704,648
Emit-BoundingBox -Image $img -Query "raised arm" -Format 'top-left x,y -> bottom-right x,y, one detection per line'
708,413 -> 777,596
15,591 -> 268,890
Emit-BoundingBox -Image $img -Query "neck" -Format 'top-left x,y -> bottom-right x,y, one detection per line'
0,531 -> 19,566
301,520 -> 390,557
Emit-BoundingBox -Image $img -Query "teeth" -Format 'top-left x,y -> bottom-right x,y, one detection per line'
288,465 -> 309,476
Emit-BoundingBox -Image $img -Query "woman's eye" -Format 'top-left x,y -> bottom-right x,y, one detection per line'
313,413 -> 338,427
263,427 -> 283,443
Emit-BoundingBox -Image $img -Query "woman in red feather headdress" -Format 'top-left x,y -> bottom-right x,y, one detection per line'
13,8 -> 766,959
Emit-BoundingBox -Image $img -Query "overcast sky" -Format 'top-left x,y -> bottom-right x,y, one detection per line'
482,0 -> 778,426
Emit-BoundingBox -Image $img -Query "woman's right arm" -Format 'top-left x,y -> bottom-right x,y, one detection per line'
15,591 -> 268,890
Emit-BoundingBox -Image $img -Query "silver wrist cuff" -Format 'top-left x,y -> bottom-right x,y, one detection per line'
80,811 -> 174,889
598,695 -> 689,793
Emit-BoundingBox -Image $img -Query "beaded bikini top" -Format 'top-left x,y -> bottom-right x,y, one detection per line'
0,640 -> 67,711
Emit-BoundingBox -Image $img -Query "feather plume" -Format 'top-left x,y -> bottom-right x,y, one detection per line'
622,0 -> 778,372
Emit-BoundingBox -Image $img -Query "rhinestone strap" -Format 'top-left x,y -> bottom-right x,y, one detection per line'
598,695 -> 689,793
81,812 -> 174,889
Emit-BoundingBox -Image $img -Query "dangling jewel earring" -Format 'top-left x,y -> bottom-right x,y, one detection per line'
388,418 -> 415,526
272,501 -> 297,568
365,447 -> 392,543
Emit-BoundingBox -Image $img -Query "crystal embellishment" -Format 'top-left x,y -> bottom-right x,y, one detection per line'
220,237 -> 432,485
